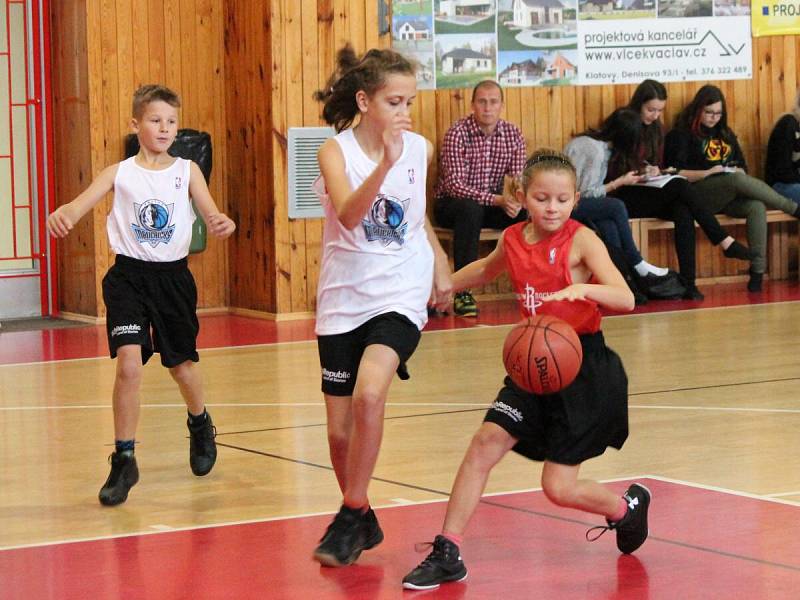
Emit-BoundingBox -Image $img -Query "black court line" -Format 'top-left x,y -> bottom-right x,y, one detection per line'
216,374 -> 800,438
216,441 -> 800,575
216,408 -> 485,437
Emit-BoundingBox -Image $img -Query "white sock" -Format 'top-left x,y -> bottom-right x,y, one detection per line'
634,261 -> 668,277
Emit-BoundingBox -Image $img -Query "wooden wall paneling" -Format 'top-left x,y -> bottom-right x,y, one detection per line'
271,0 -> 292,313
533,87 -> 549,147
146,0 -> 165,83
547,88 -> 562,151
50,1 -> 98,315
519,87 -> 534,151
560,85 -> 576,146
284,0 -> 307,312
130,1 -> 150,87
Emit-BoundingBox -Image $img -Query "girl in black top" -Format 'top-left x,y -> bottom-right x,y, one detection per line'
665,85 -> 800,291
765,88 -> 800,205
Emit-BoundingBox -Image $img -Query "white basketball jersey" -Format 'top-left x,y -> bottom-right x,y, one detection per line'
107,157 -> 194,262
315,129 -> 434,335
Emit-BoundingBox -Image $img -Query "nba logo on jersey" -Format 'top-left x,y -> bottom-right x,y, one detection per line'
408,169 -> 415,184
174,177 -> 182,189
548,248 -> 557,264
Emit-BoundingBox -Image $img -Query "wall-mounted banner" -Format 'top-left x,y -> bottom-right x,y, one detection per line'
578,17 -> 752,84
751,0 -> 800,36
391,0 -> 753,88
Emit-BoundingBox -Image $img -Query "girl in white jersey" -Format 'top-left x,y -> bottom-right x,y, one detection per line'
47,85 -> 235,507
311,46 -> 452,567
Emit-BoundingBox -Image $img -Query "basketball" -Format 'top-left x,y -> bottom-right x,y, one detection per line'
502,315 -> 583,395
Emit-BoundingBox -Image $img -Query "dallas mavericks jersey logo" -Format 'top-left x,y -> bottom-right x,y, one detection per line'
131,199 -> 176,247
362,194 -> 409,246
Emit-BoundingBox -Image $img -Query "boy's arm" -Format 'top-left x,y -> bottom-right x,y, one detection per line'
451,236 -> 507,292
46,164 -> 118,238
188,161 -> 236,239
543,228 -> 634,312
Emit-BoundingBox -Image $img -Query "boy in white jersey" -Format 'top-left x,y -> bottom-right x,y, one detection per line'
46,85 -> 235,506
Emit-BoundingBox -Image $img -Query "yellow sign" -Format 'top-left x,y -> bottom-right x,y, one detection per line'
752,1 -> 800,36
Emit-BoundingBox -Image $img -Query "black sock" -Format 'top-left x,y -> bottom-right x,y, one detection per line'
115,439 -> 135,455
187,409 -> 208,426
722,240 -> 754,260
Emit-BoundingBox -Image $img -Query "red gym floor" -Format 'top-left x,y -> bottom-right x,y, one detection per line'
2,477 -> 799,600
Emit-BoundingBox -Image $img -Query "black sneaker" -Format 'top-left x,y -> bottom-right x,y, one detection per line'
402,535 -> 468,590
682,284 -> 704,301
363,507 -> 384,550
314,505 -> 371,567
98,452 -> 139,506
188,412 -> 217,476
747,271 -> 763,293
586,483 -> 651,554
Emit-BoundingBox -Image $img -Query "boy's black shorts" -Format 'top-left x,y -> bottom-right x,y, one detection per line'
484,331 -> 628,466
102,254 -> 199,367
317,312 -> 421,396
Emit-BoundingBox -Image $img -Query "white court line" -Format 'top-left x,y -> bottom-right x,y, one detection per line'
2,299 -> 798,369
644,474 -> 800,507
765,490 -> 800,498
3,402 -> 800,414
2,474 -> 797,552
0,476 -> 640,552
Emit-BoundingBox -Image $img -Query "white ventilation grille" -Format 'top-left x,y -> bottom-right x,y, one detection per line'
288,126 -> 335,219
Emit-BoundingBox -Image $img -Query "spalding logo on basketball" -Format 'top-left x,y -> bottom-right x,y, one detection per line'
362,194 -> 409,246
131,199 -> 176,247
502,314 -> 583,395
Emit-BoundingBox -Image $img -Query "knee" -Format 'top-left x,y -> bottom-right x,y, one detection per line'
116,355 -> 143,384
541,475 -> 575,507
169,361 -> 195,386
464,426 -> 509,469
352,386 -> 385,418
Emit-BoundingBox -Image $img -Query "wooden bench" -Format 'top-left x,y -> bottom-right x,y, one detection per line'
436,210 -> 798,290
433,227 -> 509,298
631,210 -> 798,284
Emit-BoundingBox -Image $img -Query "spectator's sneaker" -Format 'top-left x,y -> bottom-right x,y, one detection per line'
586,483 -> 651,554
747,271 -> 763,293
188,412 -> 217,476
363,507 -> 384,550
98,452 -> 139,506
682,284 -> 704,301
313,505 -> 369,567
453,291 -> 478,317
402,535 -> 468,590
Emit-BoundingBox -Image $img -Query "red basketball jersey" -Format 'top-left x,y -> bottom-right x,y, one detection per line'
502,219 -> 601,334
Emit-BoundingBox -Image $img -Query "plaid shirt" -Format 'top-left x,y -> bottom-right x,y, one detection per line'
435,114 -> 527,206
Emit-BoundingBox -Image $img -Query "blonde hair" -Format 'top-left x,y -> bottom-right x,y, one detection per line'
132,84 -> 180,119
520,148 -> 577,193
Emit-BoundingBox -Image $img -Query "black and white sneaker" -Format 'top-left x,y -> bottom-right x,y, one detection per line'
586,483 -> 651,554
188,411 -> 217,476
402,535 -> 468,590
314,505 -> 370,567
98,452 -> 139,506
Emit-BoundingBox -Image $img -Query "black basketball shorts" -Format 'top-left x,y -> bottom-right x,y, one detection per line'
317,311 -> 422,396
102,254 -> 199,367
484,331 -> 629,466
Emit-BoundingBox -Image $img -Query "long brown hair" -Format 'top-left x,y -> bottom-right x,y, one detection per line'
313,45 -> 417,132
627,79 -> 667,165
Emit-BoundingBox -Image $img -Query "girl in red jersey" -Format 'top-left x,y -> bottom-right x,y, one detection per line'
402,149 -> 651,591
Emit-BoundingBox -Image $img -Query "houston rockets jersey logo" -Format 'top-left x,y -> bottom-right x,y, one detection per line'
362,193 -> 409,246
131,198 -> 176,247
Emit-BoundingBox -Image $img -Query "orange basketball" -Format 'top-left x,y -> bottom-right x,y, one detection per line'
502,315 -> 583,395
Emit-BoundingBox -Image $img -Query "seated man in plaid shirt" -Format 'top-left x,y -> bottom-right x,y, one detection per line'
434,80 -> 527,316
